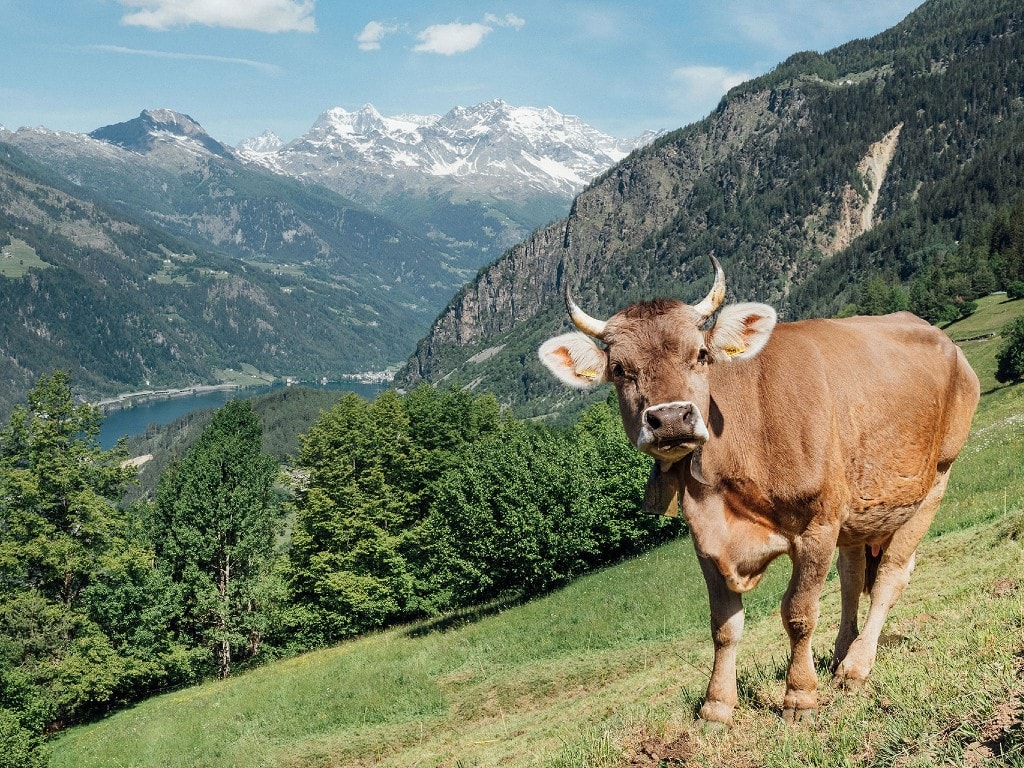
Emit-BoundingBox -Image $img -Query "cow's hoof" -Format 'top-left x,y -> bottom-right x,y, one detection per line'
697,700 -> 734,727
782,706 -> 817,725
831,671 -> 866,693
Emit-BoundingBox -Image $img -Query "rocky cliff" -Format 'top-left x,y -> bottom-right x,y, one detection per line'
401,86 -> 809,385
398,0 -> 1024,420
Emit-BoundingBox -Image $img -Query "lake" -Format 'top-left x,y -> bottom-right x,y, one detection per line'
97,380 -> 384,449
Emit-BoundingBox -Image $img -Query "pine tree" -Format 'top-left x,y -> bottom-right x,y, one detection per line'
0,372 -> 142,759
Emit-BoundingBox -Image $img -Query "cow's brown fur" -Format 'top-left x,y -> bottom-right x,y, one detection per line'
539,289 -> 980,725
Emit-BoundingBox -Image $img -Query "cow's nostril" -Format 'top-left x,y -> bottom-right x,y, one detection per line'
645,410 -> 663,431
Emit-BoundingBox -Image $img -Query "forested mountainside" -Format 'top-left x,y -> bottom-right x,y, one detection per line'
2,111 -> 465,311
0,143 -> 424,418
398,0 -> 1024,419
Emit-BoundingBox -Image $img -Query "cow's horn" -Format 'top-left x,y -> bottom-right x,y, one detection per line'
693,255 -> 726,321
564,283 -> 607,339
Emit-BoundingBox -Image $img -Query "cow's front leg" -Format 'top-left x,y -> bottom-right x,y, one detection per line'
781,527 -> 837,723
696,555 -> 744,725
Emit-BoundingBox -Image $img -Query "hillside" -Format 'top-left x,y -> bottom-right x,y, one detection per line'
0,142 -> 424,417
47,294 -> 1024,766
397,0 -> 1024,420
2,111 -> 464,312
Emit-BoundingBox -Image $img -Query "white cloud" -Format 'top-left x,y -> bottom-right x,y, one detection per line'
356,20 -> 398,51
118,0 -> 317,33
414,22 -> 491,55
669,65 -> 751,112
483,13 -> 525,30
412,13 -> 524,56
90,44 -> 283,74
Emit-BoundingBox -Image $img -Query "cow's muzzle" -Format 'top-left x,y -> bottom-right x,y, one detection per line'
637,401 -> 710,460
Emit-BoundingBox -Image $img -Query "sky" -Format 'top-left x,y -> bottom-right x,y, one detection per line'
0,0 -> 926,146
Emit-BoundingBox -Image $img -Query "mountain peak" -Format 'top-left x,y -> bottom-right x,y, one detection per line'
240,100 -> 657,200
308,104 -> 428,139
235,130 -> 284,154
90,109 -> 233,157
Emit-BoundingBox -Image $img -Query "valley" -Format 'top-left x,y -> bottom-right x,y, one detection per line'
0,102 -> 643,418
1,1 -> 1023,766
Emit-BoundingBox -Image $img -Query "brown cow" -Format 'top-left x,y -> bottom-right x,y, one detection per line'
538,256 -> 980,724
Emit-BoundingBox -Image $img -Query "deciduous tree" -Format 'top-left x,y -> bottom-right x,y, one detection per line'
996,316 -> 1024,382
150,400 -> 281,678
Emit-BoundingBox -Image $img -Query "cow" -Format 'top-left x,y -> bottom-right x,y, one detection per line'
538,256 -> 980,725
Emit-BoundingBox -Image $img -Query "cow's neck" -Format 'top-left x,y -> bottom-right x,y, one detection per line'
678,454 -> 790,594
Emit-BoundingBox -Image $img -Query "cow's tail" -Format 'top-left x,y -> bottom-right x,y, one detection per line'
863,545 -> 882,595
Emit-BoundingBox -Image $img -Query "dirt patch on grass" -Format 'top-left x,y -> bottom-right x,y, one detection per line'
623,731 -> 695,767
963,695 -> 1024,766
963,654 -> 1024,766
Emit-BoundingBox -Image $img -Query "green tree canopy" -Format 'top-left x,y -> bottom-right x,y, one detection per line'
0,372 -> 153,763
150,399 -> 281,678
995,316 -> 1024,382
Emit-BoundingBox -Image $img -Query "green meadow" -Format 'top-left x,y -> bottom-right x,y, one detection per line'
49,296 -> 1024,768
0,239 -> 50,278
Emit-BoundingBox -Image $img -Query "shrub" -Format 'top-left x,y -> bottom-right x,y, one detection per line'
995,316 -> 1024,383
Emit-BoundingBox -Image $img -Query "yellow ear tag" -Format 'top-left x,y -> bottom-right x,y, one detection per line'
577,368 -> 599,380
723,344 -> 746,358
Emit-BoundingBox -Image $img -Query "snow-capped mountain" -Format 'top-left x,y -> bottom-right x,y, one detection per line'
238,100 -> 657,202
0,112 -> 468,315
90,109 -> 235,158
2,102 -> 660,318
236,130 -> 285,155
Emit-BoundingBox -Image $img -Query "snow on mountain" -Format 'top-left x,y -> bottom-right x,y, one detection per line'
90,109 -> 234,158
238,99 -> 658,202
235,130 -> 285,154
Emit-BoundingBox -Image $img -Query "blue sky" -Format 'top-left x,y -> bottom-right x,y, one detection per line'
1,0 -> 924,145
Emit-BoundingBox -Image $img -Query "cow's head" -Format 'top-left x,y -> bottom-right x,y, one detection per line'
538,257 -> 776,464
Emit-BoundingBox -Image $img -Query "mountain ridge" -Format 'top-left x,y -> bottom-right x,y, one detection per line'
237,99 -> 658,201
0,100 -> 650,415
396,0 -> 1024,420
0,139 -> 428,417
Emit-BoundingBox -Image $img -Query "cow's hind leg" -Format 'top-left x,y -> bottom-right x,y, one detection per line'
696,555 -> 745,725
832,467 -> 951,689
831,544 -> 866,671
781,525 -> 838,723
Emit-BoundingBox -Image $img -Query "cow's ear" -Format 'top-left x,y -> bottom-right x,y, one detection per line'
707,302 -> 777,362
538,332 -> 608,389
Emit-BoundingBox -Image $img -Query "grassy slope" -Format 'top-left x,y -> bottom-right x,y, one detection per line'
50,297 -> 1024,768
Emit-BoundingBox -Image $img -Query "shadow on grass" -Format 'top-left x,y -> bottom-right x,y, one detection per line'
404,595 -> 527,638
982,382 -> 1018,396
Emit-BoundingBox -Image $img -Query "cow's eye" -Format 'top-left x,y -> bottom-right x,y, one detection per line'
611,362 -> 626,380
697,348 -> 710,365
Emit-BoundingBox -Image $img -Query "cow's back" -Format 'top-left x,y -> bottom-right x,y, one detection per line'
806,312 -> 978,470
705,312 -> 979,534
